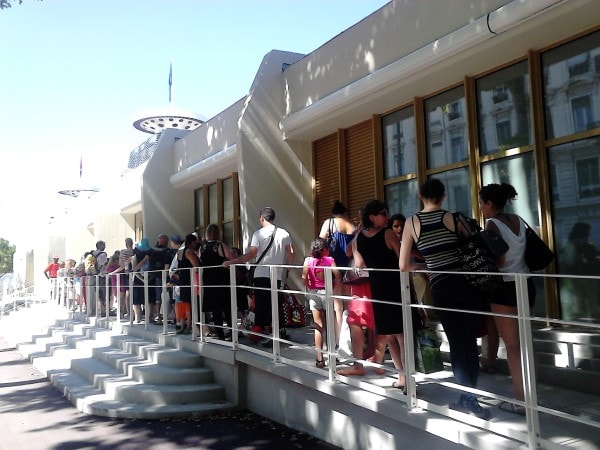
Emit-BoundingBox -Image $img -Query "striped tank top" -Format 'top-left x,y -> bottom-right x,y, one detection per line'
414,209 -> 461,287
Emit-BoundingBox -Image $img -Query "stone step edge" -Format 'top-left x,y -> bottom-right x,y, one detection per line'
49,369 -> 235,420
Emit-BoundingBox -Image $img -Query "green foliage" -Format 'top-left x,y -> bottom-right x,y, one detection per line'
0,238 -> 16,274
1,1 -> 42,10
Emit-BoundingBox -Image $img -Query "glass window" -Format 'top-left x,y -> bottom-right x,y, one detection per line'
425,86 -> 467,168
576,156 -> 600,199
571,96 -> 593,133
223,177 -> 234,221
208,184 -> 218,224
481,152 -> 539,227
429,167 -> 471,216
382,106 -> 416,179
543,31 -> 600,140
195,188 -> 204,233
384,179 -> 420,218
223,222 -> 234,247
476,61 -> 531,155
548,137 -> 600,321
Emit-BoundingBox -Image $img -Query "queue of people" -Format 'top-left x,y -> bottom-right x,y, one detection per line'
45,186 -> 537,421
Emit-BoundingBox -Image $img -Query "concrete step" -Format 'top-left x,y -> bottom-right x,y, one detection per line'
49,369 -> 235,420
17,314 -> 236,419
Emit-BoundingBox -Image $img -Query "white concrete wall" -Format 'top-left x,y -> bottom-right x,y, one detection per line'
236,50 -> 313,261
282,0 -> 600,140
141,129 -> 195,241
173,98 -> 245,173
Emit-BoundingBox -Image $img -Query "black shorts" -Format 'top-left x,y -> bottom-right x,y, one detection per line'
491,278 -> 536,308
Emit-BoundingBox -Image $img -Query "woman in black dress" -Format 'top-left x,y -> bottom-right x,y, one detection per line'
344,199 -> 407,389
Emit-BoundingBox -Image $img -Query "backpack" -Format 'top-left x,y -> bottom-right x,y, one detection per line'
148,246 -> 167,280
86,250 -> 106,276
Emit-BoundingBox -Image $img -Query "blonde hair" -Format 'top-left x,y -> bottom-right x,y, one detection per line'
205,223 -> 221,241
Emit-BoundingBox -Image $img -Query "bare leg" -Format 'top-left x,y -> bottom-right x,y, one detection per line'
492,304 -> 524,400
336,324 -> 366,375
333,296 -> 344,347
387,334 -> 406,386
312,309 -> 325,363
482,316 -> 499,371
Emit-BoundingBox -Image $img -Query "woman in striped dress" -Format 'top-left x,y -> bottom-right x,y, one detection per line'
399,178 -> 490,420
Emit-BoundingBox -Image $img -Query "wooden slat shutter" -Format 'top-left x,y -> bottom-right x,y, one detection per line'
314,133 -> 340,228
345,120 -> 376,218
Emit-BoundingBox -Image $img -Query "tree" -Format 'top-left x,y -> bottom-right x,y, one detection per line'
0,1 -> 42,10
0,238 -> 16,274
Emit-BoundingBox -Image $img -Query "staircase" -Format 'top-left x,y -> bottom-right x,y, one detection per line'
431,319 -> 600,396
3,303 -> 236,419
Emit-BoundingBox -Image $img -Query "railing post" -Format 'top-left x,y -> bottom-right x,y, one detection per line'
229,265 -> 239,350
143,272 -> 149,330
192,267 -> 202,341
400,271 -> 418,409
129,272 -> 134,326
104,273 -> 110,320
515,274 -> 541,450
324,266 -> 337,382
270,266 -> 281,363
161,270 -> 168,335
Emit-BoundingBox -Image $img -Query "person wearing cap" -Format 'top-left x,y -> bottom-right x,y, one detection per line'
44,256 -> 61,301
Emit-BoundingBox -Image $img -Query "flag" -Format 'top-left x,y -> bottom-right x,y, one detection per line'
168,62 -> 173,103
79,155 -> 83,178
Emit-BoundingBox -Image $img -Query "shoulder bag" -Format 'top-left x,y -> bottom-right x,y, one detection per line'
453,212 -> 506,293
245,226 -> 277,287
521,219 -> 554,271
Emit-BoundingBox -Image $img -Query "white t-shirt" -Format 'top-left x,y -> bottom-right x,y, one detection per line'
250,224 -> 292,280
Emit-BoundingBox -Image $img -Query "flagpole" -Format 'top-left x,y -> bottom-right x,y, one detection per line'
168,61 -> 173,107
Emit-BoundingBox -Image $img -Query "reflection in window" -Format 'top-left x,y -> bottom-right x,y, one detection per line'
548,137 -> 600,320
476,61 -> 531,155
543,31 -> 600,140
382,107 -> 416,179
384,179 -> 419,218
576,157 -> 600,199
429,167 -> 471,216
195,188 -> 205,237
223,177 -> 234,221
425,86 -> 467,168
571,96 -> 593,133
208,184 -> 218,224
481,152 -> 539,227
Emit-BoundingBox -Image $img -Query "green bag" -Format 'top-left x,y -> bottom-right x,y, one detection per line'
416,328 -> 444,374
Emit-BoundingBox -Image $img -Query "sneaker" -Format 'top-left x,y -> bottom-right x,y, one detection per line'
450,394 -> 491,420
183,328 -> 192,335
176,327 -> 187,335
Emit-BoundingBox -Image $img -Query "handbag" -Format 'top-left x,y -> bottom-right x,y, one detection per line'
454,213 -> 505,293
245,226 -> 277,287
341,259 -> 370,285
522,219 -> 554,271
416,328 -> 444,374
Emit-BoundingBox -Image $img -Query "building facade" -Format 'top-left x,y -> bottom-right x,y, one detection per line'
27,0 -> 600,322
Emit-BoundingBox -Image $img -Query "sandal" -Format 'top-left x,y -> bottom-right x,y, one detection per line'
373,367 -> 386,375
499,401 -> 526,416
336,363 -> 366,376
315,359 -> 325,369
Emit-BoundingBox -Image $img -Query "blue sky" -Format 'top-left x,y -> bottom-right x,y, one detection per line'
0,0 -> 389,243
